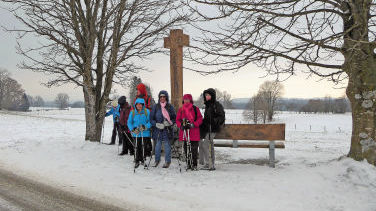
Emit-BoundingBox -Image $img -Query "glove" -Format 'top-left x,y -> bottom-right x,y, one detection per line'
173,123 -> 178,132
139,124 -> 146,131
163,120 -> 172,127
156,123 -> 165,130
182,119 -> 192,130
132,128 -> 140,134
190,122 -> 194,128
115,116 -> 119,122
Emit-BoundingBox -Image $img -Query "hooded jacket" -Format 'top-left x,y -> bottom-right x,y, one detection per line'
150,90 -> 176,140
105,105 -> 120,123
176,94 -> 203,141
127,98 -> 151,137
132,83 -> 152,109
201,88 -> 226,135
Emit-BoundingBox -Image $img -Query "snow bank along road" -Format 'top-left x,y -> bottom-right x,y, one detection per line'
0,168 -> 126,211
1,109 -> 376,211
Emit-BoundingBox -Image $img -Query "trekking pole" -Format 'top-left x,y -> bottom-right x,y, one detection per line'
140,126 -> 146,169
208,123 -> 213,169
146,129 -> 159,170
187,128 -> 193,170
133,134 -> 139,173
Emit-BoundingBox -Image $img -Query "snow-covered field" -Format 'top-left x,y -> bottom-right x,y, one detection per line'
0,109 -> 375,211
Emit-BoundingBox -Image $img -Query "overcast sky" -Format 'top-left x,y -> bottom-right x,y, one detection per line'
0,6 -> 347,102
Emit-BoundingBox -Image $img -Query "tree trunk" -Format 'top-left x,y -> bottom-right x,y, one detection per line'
343,1 -> 376,166
83,87 -> 105,142
346,61 -> 376,165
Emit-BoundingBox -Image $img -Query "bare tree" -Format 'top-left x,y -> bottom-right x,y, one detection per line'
3,0 -> 187,141
0,69 -> 26,111
0,69 -> 10,109
55,93 -> 69,110
222,91 -> 233,109
34,96 -> 45,107
243,93 -> 264,124
214,88 -> 233,109
194,95 -> 205,109
258,81 -> 284,121
187,0 -> 376,165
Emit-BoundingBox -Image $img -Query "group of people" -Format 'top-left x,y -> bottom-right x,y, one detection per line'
105,83 -> 225,171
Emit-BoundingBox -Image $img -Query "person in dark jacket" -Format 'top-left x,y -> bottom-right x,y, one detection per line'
199,88 -> 225,170
150,90 -> 176,168
105,100 -> 121,145
118,96 -> 134,156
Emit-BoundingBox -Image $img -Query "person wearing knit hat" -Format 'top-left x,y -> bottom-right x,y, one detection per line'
105,99 -> 121,145
132,83 -> 152,110
117,96 -> 134,156
176,94 -> 203,170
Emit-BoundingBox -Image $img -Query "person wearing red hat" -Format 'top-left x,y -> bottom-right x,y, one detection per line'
176,94 -> 203,170
132,83 -> 152,110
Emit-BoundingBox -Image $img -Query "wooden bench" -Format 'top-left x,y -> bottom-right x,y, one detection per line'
214,124 -> 285,168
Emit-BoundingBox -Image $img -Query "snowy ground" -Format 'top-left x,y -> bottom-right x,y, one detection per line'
0,109 -> 375,211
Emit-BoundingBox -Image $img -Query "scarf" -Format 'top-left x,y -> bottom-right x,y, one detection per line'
183,103 -> 194,122
160,102 -> 172,124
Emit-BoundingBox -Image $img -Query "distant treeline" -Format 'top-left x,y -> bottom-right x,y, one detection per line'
232,97 -> 350,113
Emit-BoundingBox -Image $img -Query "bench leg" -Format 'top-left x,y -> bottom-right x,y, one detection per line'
269,141 -> 275,168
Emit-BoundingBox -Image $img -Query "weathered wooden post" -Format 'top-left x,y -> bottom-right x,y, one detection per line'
164,29 -> 189,158
164,29 -> 189,110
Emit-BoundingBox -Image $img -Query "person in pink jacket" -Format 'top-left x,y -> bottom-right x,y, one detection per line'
176,94 -> 203,170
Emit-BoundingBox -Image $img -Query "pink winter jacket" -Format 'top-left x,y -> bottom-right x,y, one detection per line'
176,94 -> 203,141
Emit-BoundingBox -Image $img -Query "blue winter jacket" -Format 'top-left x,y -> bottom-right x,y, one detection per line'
150,90 -> 176,141
105,105 -> 120,123
127,98 -> 151,138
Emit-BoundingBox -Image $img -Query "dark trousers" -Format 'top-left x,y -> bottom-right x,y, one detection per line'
135,137 -> 152,163
111,122 -> 122,145
120,131 -> 134,154
183,141 -> 199,167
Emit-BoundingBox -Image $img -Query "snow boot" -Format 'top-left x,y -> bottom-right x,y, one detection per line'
162,162 -> 171,168
153,161 -> 160,167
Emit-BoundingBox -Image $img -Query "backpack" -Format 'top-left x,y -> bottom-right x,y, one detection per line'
132,108 -> 148,118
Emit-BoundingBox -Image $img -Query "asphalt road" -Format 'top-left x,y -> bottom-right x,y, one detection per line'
0,168 -> 128,211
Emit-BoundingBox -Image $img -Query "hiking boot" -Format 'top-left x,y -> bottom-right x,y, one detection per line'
192,165 -> 198,171
134,162 -> 140,168
153,161 -> 160,167
200,164 -> 210,170
162,162 -> 171,168
118,151 -> 128,156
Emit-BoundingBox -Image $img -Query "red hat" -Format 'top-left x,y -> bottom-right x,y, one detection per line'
137,83 -> 147,96
182,94 -> 193,104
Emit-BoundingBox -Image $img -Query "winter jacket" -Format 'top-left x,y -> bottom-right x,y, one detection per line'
119,102 -> 131,132
106,105 -> 120,123
132,83 -> 152,109
150,90 -> 176,141
176,94 -> 203,141
201,88 -> 226,136
127,98 -> 151,138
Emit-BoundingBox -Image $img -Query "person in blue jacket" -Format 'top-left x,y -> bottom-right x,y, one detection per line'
105,100 -> 121,145
127,98 -> 152,168
150,90 -> 176,168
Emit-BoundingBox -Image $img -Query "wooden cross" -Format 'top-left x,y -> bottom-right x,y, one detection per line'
164,29 -> 189,110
